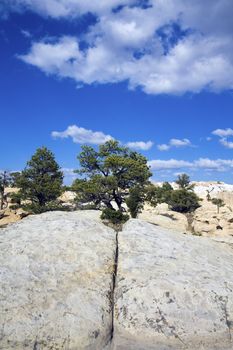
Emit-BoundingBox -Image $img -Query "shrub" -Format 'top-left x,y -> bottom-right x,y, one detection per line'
101,208 -> 129,225
126,185 -> 144,218
211,198 -> 225,214
146,182 -> 173,207
170,189 -> 201,213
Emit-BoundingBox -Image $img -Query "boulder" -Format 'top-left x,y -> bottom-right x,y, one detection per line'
0,211 -> 115,349
113,219 -> 233,350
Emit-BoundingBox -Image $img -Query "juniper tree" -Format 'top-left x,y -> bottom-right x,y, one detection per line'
73,140 -> 152,221
15,147 -> 64,213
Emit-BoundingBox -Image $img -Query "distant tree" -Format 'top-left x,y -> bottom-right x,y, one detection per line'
211,198 -> 225,214
72,140 -> 151,223
0,171 -> 12,210
206,187 -> 214,201
126,185 -> 145,218
15,147 -> 64,213
169,174 -> 200,213
146,182 -> 173,207
170,189 -> 201,213
176,174 -> 194,191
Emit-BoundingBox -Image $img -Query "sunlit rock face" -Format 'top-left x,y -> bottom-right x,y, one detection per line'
1,213 -> 233,350
0,211 -> 115,350
113,219 -> 233,350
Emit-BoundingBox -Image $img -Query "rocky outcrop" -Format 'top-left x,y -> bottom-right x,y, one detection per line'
1,212 -> 233,349
0,211 -> 115,349
0,207 -> 28,227
113,219 -> 233,350
139,203 -> 189,233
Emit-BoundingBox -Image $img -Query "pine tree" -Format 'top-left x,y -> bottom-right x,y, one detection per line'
16,147 -> 64,213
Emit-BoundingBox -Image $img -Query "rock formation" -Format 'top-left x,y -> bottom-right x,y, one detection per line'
113,219 -> 233,349
1,211 -> 233,349
0,211 -> 115,349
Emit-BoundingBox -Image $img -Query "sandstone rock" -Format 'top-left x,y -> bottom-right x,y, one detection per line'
113,219 -> 233,350
0,211 -> 115,349
139,204 -> 188,233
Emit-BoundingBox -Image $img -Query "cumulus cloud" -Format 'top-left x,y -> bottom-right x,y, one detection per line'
220,138 -> 233,149
52,124 -> 153,150
212,128 -> 233,149
148,159 -> 192,170
157,138 -> 192,151
212,128 -> 233,137
1,0 -> 135,18
126,141 -> 154,151
149,158 -> 233,171
12,0 -> 233,95
52,125 -> 114,145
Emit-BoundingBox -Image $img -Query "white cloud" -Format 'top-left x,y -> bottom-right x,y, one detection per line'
52,125 -> 113,145
21,29 -> 31,38
52,124 -> 152,149
126,141 -> 154,151
149,159 -> 193,170
157,144 -> 170,151
149,158 -> 233,172
2,0 -> 135,18
212,128 -> 233,137
157,138 -> 192,151
220,138 -> 233,149
13,0 -> 233,95
212,128 -> 233,149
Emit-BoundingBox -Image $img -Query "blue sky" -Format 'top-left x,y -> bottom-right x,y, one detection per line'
0,0 -> 233,184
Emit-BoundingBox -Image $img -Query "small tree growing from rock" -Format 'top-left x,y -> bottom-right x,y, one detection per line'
211,198 -> 225,214
73,140 -> 151,223
15,147 -> 64,213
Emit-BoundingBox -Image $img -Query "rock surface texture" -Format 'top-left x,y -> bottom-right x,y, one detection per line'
0,211 -> 115,349
113,219 -> 233,350
1,213 -> 233,349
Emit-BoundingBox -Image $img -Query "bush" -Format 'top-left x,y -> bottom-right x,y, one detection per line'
146,182 -> 173,207
23,201 -> 66,214
126,186 -> 144,218
170,189 -> 200,213
101,208 -> 129,225
211,198 -> 225,213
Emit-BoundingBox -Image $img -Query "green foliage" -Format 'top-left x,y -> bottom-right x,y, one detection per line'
176,174 -> 194,191
126,185 -> 144,218
73,140 -> 151,213
15,147 -> 64,213
146,182 -> 173,207
211,198 -> 225,213
10,172 -> 21,187
100,208 -> 129,225
170,189 -> 201,213
0,171 -> 12,209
